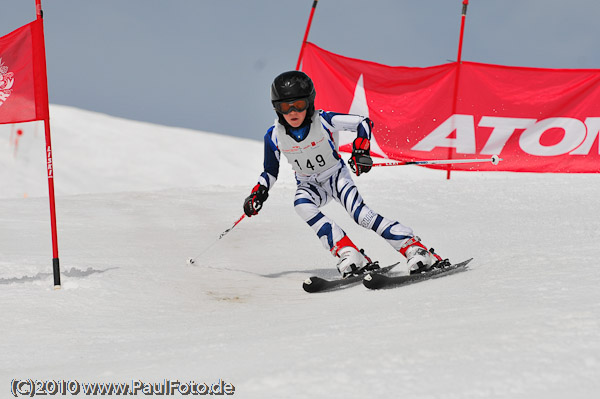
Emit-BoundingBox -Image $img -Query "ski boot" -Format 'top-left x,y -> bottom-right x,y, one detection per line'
400,236 -> 445,275
333,236 -> 373,278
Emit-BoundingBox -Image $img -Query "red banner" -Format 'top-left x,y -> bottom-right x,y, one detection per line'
302,42 -> 600,173
0,20 -> 49,124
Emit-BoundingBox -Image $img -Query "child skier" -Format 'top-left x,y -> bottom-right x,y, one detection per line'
243,71 -> 443,278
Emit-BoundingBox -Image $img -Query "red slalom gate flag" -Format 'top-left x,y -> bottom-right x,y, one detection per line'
0,19 -> 49,124
301,42 -> 600,173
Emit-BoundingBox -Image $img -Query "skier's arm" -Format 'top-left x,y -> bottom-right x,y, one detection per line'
258,127 -> 280,190
243,128 -> 280,217
324,112 -> 373,176
325,112 -> 373,140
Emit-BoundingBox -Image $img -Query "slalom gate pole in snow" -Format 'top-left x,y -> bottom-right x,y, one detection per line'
36,0 -> 62,289
371,155 -> 502,168
186,214 -> 246,265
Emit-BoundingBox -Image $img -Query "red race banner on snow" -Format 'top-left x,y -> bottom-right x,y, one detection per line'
302,42 -> 600,173
0,20 -> 49,124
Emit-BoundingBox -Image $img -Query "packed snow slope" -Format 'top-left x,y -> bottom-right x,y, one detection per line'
1,105 -> 599,399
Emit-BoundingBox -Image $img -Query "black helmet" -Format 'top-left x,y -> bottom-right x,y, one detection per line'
271,71 -> 316,117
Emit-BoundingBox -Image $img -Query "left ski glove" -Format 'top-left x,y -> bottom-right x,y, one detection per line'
243,184 -> 269,217
348,137 -> 373,176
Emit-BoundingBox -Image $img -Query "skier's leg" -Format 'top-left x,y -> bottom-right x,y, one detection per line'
330,166 -> 414,250
293,181 -> 345,252
330,166 -> 443,272
294,181 -> 367,277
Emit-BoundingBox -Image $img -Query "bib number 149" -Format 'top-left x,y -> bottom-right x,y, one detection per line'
294,154 -> 326,171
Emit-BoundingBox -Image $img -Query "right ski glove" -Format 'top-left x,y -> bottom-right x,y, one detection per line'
243,184 -> 269,217
348,137 -> 373,176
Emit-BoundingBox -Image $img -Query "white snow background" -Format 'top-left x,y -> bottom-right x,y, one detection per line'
1,105 -> 599,398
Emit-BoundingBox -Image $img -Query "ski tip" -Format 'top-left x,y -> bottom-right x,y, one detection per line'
302,277 -> 319,293
362,272 -> 385,290
461,258 -> 474,267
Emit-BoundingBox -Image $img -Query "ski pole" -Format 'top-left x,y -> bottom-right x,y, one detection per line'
371,154 -> 502,167
186,214 -> 246,265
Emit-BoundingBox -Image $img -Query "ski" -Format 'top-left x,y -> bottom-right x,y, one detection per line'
363,258 -> 473,290
303,262 -> 400,293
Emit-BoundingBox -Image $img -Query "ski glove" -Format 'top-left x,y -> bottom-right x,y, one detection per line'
348,137 -> 373,176
243,184 -> 269,217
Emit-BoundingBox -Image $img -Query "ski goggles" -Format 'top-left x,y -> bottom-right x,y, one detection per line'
273,97 -> 310,114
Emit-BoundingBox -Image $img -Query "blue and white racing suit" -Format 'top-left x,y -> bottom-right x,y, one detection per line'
257,110 -> 414,254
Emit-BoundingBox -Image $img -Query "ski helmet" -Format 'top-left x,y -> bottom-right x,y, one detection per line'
271,71 -> 316,118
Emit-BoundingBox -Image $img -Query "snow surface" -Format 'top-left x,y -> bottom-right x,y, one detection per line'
1,105 -> 600,398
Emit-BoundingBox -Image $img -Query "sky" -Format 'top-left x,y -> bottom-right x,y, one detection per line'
1,0 -> 600,141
